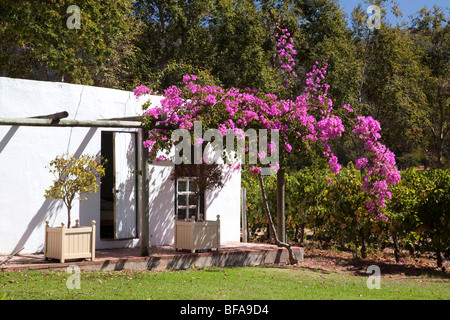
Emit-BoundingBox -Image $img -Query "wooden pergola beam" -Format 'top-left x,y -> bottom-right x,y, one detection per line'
30,111 -> 69,120
101,115 -> 144,122
0,117 -> 143,128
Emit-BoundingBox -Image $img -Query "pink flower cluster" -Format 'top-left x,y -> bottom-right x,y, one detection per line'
133,85 -> 150,98
299,62 -> 343,174
353,116 -> 401,220
139,63 -> 345,176
276,24 -> 298,85
249,166 -> 262,175
183,74 -> 198,84
305,62 -> 330,94
317,115 -> 345,141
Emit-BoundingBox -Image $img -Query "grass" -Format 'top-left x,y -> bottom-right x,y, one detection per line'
1,264 -> 449,300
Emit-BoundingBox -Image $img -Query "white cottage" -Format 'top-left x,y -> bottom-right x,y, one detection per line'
0,77 -> 241,255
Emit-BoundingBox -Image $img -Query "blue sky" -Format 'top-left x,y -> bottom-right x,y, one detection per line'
338,0 -> 449,26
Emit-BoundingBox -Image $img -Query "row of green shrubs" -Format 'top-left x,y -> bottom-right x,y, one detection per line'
242,165 -> 450,267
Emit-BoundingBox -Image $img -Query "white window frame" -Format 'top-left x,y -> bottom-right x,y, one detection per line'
176,178 -> 198,221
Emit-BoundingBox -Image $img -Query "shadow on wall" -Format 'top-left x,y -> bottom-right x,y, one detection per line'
148,162 -> 175,246
13,198 -> 64,253
205,167 -> 234,218
146,162 -> 236,246
0,126 -> 19,154
72,128 -> 97,159
79,149 -> 104,230
6,127 -> 97,253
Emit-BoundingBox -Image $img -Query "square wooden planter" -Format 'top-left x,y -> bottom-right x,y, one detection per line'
44,220 -> 96,263
174,215 -> 220,253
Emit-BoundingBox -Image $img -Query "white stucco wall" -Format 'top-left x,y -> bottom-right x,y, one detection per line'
0,77 -> 241,254
205,168 -> 241,244
147,160 -> 241,246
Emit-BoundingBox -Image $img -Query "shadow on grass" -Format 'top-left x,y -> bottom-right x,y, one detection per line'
262,263 -> 334,275
303,251 -> 450,280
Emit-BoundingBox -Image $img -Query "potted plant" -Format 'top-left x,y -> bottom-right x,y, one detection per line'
43,153 -> 106,263
170,161 -> 225,252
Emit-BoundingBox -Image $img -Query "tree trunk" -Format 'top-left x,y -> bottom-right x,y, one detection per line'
276,168 -> 286,243
408,243 -> 415,257
267,223 -> 273,242
436,249 -> 444,268
294,224 -> 299,242
360,230 -> 367,259
258,173 -> 298,264
299,223 -> 305,247
392,235 -> 401,263
67,206 -> 71,228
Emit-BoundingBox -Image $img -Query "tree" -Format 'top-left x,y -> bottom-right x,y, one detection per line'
344,1 -> 429,170
208,0 -> 271,90
294,0 -> 361,104
134,5 -> 401,264
0,0 -> 138,89
409,6 -> 450,169
134,66 -> 400,264
132,0 -> 298,93
44,153 -> 106,228
132,0 -> 214,89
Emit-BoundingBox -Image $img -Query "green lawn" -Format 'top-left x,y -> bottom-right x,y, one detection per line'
1,265 -> 449,300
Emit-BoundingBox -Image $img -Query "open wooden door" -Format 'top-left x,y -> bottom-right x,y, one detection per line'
113,132 -> 137,239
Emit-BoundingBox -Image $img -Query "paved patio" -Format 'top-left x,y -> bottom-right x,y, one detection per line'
0,242 -> 304,272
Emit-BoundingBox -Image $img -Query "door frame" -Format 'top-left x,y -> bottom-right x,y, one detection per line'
100,130 -> 139,240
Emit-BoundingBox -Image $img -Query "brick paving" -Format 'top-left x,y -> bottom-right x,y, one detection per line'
0,242 -> 304,272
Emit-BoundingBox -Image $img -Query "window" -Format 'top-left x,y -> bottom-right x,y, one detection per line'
176,178 -> 204,220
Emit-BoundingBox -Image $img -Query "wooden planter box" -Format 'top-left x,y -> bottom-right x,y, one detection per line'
44,220 -> 96,263
175,215 -> 220,253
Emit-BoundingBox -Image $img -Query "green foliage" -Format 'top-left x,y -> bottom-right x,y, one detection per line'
44,153 -> 106,227
413,170 -> 450,252
132,0 -> 214,84
0,0 -> 138,89
409,6 -> 450,169
242,166 -> 331,242
386,170 -> 421,245
150,61 -> 221,93
241,169 -> 276,239
325,164 -> 371,248
243,167 -> 450,264
285,167 -> 329,238
387,169 -> 450,265
208,0 -> 274,91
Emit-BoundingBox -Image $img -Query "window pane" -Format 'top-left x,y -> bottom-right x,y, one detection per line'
178,208 -> 187,220
178,194 -> 187,206
178,180 -> 187,192
188,208 -> 197,220
189,194 -> 197,206
189,181 -> 197,192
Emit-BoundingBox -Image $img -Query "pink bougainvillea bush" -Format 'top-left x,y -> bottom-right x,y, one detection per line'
134,22 -> 401,222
